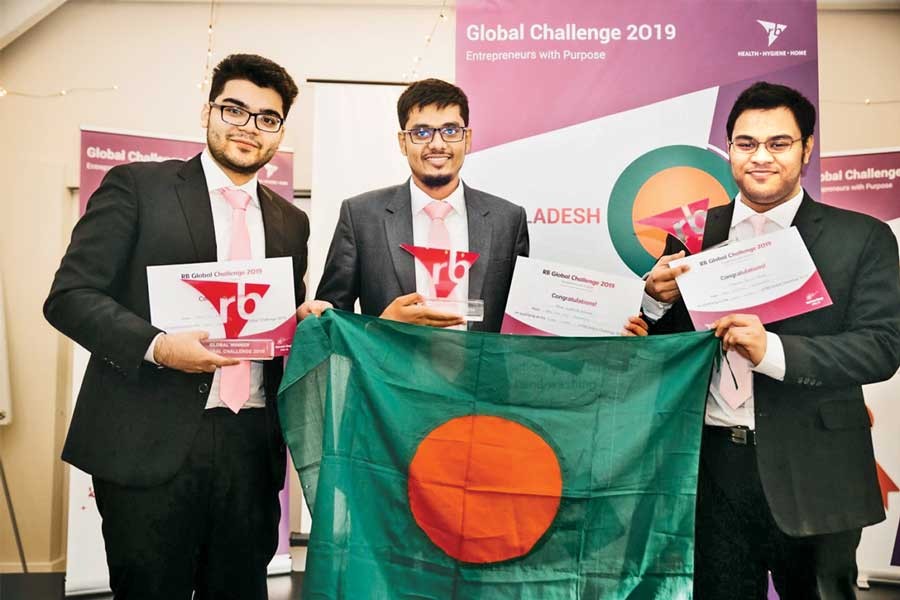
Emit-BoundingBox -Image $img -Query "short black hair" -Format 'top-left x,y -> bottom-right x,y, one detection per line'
726,81 -> 816,141
397,79 -> 469,128
209,54 -> 299,117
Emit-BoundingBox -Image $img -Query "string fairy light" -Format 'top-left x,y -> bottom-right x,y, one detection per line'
0,85 -> 118,99
197,0 -> 219,90
403,0 -> 449,82
821,97 -> 900,106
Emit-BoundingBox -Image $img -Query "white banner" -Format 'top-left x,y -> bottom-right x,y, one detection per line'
0,275 -> 11,426
303,81 -> 413,536
821,149 -> 900,585
308,82 -> 410,297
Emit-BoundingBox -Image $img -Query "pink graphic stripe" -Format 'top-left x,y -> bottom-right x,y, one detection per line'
500,314 -> 555,336
687,271 -> 832,330
207,316 -> 298,356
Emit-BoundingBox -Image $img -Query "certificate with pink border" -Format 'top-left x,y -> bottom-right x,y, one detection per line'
500,257 -> 644,337
670,227 -> 832,331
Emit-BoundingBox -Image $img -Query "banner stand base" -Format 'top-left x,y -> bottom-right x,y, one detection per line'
859,570 -> 900,587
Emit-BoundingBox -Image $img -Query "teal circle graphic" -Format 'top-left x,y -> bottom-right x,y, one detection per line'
608,145 -> 738,276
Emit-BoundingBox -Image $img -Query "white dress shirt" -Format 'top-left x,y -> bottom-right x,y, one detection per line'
409,179 -> 469,304
145,150 -> 267,409
641,189 -> 804,428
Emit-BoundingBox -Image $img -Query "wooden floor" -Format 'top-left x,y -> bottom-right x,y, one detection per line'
77,572 -> 900,600
72,572 -> 306,599
3,571 -> 898,599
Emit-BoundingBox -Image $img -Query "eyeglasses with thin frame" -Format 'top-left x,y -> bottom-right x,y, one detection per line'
209,103 -> 284,133
729,135 -> 805,154
402,125 -> 468,145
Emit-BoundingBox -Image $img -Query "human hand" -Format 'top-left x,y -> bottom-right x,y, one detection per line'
297,300 -> 334,320
379,292 -> 466,328
622,314 -> 649,337
644,251 -> 690,303
712,314 -> 767,366
153,331 -> 239,373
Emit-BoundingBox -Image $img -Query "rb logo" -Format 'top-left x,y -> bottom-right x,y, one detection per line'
607,145 -> 738,276
182,279 -> 271,338
430,251 -> 473,294
400,244 -> 481,298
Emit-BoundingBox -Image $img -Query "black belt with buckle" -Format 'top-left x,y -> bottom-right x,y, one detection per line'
704,425 -> 756,446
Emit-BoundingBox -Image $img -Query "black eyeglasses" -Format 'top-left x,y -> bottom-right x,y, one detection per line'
729,136 -> 805,154
210,103 -> 284,133
402,125 -> 468,144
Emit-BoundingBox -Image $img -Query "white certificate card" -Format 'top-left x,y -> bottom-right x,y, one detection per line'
147,257 -> 297,356
501,257 -> 644,336
670,226 -> 832,330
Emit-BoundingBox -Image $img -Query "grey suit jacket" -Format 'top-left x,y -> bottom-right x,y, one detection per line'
316,180 -> 529,332
651,192 -> 900,536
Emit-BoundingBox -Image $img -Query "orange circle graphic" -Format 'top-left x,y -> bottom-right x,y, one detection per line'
632,166 -> 732,258
408,415 -> 562,563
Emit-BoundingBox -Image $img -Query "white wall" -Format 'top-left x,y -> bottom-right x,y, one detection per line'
818,9 -> 900,151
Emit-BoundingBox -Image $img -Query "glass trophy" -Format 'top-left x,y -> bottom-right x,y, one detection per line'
424,298 -> 485,322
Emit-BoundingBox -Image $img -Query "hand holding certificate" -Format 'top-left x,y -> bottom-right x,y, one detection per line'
501,257 -> 645,337
670,226 -> 832,330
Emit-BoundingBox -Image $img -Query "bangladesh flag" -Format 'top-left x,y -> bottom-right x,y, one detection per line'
279,310 -> 717,599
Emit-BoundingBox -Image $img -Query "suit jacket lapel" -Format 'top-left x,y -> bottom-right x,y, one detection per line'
258,185 -> 285,258
702,201 -> 735,250
384,183 -> 416,293
770,191 -> 822,335
465,184 -> 492,301
790,191 -> 824,252
174,155 -> 217,262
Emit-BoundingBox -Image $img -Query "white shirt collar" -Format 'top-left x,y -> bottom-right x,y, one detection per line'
201,149 -> 260,208
732,187 -> 804,230
409,178 -> 467,217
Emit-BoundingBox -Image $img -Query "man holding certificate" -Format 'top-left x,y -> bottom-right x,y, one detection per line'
644,82 -> 900,598
44,55 -> 307,599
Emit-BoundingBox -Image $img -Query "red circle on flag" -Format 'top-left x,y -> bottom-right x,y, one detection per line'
407,415 -> 562,563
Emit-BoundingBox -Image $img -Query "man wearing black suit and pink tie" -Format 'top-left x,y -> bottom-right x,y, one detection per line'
644,82 -> 900,599
45,54 -> 308,599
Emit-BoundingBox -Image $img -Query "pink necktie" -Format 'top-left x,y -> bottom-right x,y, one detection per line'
749,213 -> 769,237
718,213 -> 769,409
219,187 -> 251,413
423,200 -> 453,249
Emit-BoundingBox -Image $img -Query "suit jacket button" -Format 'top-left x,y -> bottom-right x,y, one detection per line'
198,383 -> 210,394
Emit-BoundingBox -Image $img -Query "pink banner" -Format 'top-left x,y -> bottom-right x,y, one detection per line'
457,0 -> 818,153
821,148 -> 900,578
821,150 -> 900,222
456,0 -> 820,279
79,128 -> 294,215
457,4 -> 823,595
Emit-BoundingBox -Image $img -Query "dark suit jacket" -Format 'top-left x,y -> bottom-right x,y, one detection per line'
44,155 -> 309,489
651,192 -> 900,536
316,181 -> 529,333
